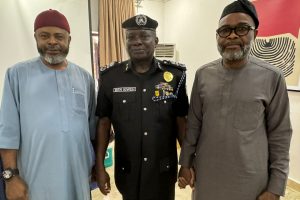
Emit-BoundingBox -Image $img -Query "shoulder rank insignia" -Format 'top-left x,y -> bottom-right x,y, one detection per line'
161,60 -> 186,71
99,61 -> 120,74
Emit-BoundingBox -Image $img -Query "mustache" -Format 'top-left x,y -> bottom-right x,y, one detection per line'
131,48 -> 144,50
46,45 -> 61,50
224,42 -> 242,47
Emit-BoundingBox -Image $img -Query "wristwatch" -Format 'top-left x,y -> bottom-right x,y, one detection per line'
2,168 -> 19,181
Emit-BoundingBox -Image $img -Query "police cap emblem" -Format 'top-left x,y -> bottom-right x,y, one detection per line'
135,15 -> 147,26
122,14 -> 158,30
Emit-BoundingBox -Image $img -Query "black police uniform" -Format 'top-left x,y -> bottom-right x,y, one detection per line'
96,58 -> 189,200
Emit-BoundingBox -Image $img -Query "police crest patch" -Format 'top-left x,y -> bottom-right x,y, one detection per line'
135,15 -> 147,26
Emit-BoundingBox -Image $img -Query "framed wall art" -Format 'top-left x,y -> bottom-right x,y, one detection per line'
251,0 -> 300,91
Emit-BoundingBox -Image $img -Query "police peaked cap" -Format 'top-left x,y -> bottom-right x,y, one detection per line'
220,0 -> 259,28
122,14 -> 158,30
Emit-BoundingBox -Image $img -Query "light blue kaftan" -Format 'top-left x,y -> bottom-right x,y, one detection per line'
0,57 -> 96,200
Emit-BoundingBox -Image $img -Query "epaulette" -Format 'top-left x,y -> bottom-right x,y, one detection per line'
99,61 -> 120,74
161,60 -> 186,71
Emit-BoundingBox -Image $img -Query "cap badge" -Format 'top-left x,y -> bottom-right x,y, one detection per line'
135,15 -> 147,26
163,71 -> 173,82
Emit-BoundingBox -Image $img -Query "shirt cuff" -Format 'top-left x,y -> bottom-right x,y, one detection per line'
267,174 -> 288,196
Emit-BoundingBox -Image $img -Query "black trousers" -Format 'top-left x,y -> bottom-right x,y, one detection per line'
122,183 -> 175,200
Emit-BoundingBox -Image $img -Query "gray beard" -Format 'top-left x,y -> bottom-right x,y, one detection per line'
42,54 -> 67,65
218,44 -> 251,61
37,44 -> 69,65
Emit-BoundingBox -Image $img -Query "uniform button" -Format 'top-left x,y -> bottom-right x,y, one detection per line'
122,100 -> 126,103
144,157 -> 148,162
166,165 -> 170,169
143,107 -> 147,111
144,132 -> 148,136
164,100 -> 167,103
143,89 -> 147,92
122,167 -> 125,170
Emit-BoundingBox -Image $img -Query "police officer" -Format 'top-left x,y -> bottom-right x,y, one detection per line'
95,14 -> 189,200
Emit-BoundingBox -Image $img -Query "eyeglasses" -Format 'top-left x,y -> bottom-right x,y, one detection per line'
216,25 -> 255,38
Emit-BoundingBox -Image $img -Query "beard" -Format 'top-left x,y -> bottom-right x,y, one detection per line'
38,44 -> 69,65
217,42 -> 251,61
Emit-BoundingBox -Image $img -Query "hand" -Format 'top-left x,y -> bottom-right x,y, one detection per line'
5,176 -> 29,200
178,166 -> 195,189
257,191 -> 280,200
96,169 -> 111,195
189,167 -> 195,188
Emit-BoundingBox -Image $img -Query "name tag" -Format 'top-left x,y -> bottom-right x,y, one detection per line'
113,87 -> 136,93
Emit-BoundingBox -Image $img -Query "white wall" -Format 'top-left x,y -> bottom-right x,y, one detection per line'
140,0 -> 300,184
0,0 -> 92,101
288,91 -> 300,183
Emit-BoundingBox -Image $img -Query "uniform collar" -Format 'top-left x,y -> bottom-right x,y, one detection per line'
123,57 -> 165,73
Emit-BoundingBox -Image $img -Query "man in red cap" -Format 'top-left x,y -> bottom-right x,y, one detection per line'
0,9 -> 96,200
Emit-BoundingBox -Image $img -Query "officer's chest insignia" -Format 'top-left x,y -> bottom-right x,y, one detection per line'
113,87 -> 136,93
163,71 -> 173,82
152,82 -> 175,101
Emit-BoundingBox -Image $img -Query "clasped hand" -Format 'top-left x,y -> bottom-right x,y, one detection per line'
178,166 -> 195,189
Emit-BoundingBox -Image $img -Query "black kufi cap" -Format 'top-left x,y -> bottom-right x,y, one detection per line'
220,0 -> 259,28
122,14 -> 158,30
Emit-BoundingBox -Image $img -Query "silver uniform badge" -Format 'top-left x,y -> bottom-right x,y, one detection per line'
135,15 -> 147,26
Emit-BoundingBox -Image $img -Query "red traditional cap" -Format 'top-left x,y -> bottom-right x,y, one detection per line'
34,9 -> 70,33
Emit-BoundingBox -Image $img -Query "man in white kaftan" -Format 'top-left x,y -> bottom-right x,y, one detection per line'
0,9 -> 96,200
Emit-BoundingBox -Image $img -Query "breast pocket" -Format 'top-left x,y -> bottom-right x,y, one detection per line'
113,93 -> 136,121
233,100 -> 263,131
158,99 -> 174,119
72,88 -> 86,114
